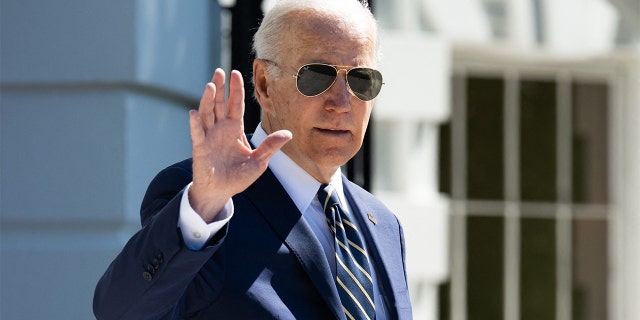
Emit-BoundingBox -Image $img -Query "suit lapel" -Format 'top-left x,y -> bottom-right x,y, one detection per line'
342,177 -> 405,319
244,169 -> 345,319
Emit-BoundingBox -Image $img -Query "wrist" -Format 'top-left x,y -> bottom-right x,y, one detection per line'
188,184 -> 230,223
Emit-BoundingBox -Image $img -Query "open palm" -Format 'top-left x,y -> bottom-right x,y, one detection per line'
188,69 -> 291,222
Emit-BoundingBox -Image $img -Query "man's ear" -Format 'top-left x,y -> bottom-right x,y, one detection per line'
253,60 -> 273,112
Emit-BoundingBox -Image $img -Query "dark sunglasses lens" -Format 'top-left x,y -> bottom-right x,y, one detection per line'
297,64 -> 337,96
347,68 -> 383,101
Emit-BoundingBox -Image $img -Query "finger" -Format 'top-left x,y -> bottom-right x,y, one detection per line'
212,68 -> 226,121
227,70 -> 245,121
189,110 -> 205,151
253,130 -> 293,162
198,83 -> 216,131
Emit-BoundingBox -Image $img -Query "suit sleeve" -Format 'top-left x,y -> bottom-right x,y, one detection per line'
93,160 -> 228,319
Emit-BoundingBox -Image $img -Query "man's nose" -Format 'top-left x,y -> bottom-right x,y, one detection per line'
325,70 -> 351,110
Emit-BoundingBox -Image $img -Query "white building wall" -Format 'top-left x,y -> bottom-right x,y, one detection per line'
373,0 -> 639,320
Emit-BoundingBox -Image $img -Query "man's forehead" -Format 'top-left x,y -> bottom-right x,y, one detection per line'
289,7 -> 370,27
272,7 -> 377,65
284,10 -> 374,45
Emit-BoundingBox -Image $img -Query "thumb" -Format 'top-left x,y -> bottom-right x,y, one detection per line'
253,130 -> 293,162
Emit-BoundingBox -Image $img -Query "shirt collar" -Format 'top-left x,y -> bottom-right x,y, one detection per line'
250,124 -> 345,213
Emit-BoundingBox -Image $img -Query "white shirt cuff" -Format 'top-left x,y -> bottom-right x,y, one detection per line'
178,182 -> 234,250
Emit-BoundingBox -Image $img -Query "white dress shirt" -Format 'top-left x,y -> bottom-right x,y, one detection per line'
177,124 -> 387,319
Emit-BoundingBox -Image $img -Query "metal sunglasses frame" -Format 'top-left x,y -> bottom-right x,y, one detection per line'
260,59 -> 384,101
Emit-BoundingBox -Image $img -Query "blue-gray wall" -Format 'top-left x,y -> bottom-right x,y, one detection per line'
0,1 -> 221,318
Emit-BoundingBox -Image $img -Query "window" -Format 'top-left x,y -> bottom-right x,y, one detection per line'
439,67 -> 610,320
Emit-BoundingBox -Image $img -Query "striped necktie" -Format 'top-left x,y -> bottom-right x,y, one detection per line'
318,184 -> 376,320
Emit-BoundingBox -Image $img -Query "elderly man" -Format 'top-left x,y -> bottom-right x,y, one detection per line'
94,0 -> 412,319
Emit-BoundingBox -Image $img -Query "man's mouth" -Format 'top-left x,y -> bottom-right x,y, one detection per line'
317,128 -> 349,135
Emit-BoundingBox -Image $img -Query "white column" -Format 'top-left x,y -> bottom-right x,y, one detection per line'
505,0 -> 536,48
613,53 -> 640,320
373,31 -> 451,320
420,0 -> 491,42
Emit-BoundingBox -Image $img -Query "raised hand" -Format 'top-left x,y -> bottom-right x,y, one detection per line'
188,69 -> 292,223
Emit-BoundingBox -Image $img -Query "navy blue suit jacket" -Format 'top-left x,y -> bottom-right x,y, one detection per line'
94,159 -> 412,319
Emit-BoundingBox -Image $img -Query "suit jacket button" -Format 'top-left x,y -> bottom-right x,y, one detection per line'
142,271 -> 153,281
152,258 -> 160,269
146,264 -> 155,274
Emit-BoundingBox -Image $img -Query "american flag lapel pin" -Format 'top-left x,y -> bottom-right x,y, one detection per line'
367,213 -> 377,225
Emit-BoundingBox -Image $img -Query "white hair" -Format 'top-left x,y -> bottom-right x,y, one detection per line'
252,0 -> 379,76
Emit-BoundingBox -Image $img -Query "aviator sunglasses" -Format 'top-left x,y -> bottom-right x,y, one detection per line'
264,60 -> 384,101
